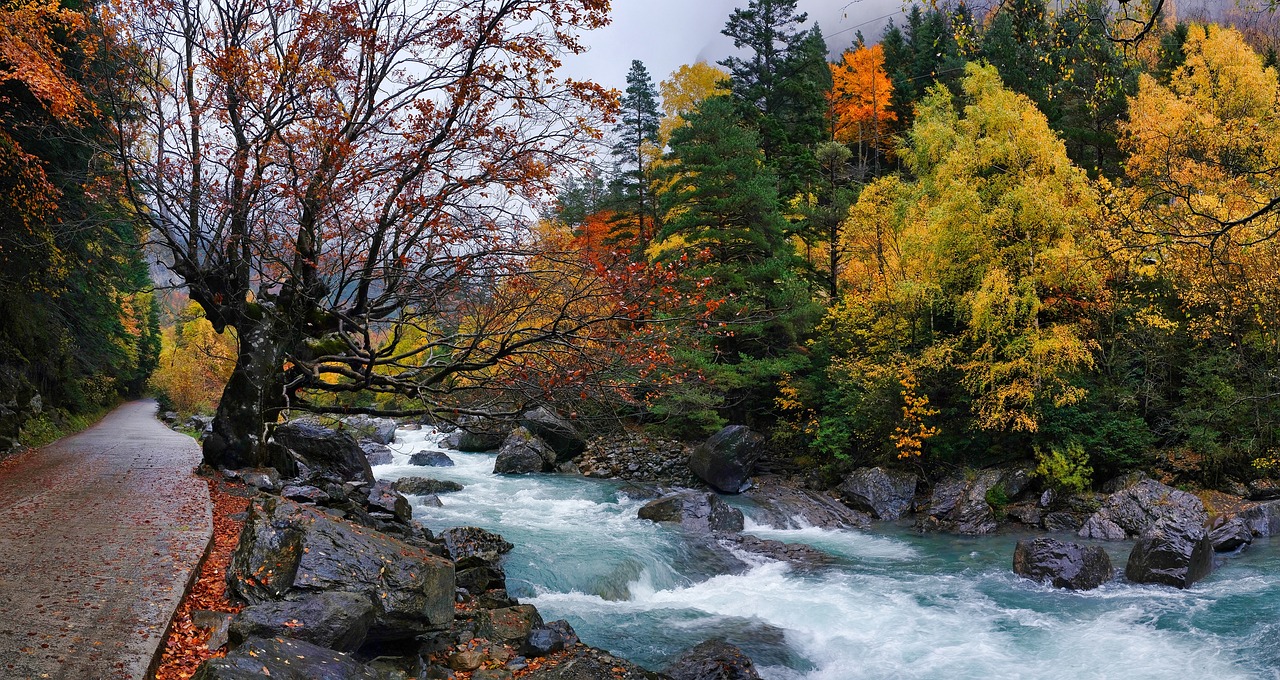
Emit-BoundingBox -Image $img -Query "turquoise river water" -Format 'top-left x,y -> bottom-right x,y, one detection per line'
377,428 -> 1280,680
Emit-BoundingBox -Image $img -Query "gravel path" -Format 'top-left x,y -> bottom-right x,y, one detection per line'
0,400 -> 212,679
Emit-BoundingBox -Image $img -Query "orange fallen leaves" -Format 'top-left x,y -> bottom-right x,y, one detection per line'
153,477 -> 249,680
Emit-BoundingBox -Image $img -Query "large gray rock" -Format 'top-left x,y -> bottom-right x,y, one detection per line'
360,441 -> 395,466
473,604 -> 543,645
838,467 -> 919,521
228,591 -> 375,652
1240,500 -> 1280,537
688,426 -> 766,494
924,468 -> 1025,534
270,423 -> 374,485
343,415 -> 398,444
744,478 -> 871,530
392,476 -> 464,495
1012,537 -> 1113,590
366,479 -> 412,525
1078,479 -> 1208,540
226,496 -> 454,643
493,427 -> 555,474
1210,517 -> 1253,552
1125,518 -> 1214,589
520,407 -> 585,462
664,639 -> 762,680
409,450 -> 455,467
638,491 -> 745,534
440,526 -> 514,562
192,636 -> 382,680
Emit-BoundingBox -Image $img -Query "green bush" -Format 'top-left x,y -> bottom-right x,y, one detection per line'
1034,442 -> 1093,495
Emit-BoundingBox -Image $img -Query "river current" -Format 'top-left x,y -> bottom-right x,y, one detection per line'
378,428 -> 1280,680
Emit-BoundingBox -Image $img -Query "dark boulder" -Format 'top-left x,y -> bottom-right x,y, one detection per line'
281,484 -> 329,504
520,407 -> 585,462
1042,511 -> 1084,533
1124,518 -> 1215,589
270,423 -> 373,485
664,639 -> 761,680
545,619 -> 579,647
1246,478 -> 1280,501
226,496 -> 454,643
228,591 -> 375,652
473,604 -> 543,645
523,627 -> 566,658
440,526 -> 514,562
638,491 -> 744,534
1240,500 -> 1280,537
837,467 -> 918,521
457,562 -> 507,595
493,427 -> 555,474
1078,479 -> 1208,541
238,468 -> 281,492
361,441 -> 395,466
366,479 -> 413,525
743,477 -> 870,530
392,477 -> 464,495
410,450 -> 455,467
445,417 -> 507,451
721,534 -> 833,569
192,636 -> 382,680
1012,537 -> 1113,590
688,426 -> 766,494
1210,517 -> 1253,552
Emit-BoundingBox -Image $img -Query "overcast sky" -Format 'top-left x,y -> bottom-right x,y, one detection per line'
560,0 -> 906,93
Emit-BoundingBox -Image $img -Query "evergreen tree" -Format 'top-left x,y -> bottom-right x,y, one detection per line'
981,0 -> 1052,111
719,0 -> 830,198
611,60 -> 662,241
654,96 -> 813,429
879,7 -> 966,130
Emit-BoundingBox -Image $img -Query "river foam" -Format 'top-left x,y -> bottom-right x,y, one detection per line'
378,428 -> 1280,679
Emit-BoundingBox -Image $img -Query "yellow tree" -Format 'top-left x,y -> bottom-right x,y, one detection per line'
1120,24 -> 1280,338
657,62 -> 730,146
827,44 -> 897,169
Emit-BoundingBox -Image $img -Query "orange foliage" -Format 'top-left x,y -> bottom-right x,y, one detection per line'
827,45 -> 897,149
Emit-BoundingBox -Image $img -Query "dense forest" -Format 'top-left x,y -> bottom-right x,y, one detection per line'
4,0 -> 1280,494
0,1 -> 159,451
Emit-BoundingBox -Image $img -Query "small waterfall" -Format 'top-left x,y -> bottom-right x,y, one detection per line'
378,428 -> 1280,679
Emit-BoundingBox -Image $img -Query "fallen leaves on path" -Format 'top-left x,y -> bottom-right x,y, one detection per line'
154,476 -> 248,680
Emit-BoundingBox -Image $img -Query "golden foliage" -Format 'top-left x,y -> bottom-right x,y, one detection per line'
827,45 -> 897,148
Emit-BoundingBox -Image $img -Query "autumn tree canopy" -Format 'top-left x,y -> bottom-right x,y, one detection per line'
111,0 -> 636,468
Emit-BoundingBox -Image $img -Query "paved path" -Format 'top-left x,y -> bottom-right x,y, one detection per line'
0,400 -> 212,680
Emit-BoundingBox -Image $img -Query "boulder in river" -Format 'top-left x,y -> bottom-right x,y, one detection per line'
474,604 -> 543,646
360,441 -> 394,466
520,407 -> 585,462
228,590 -> 375,652
837,467 -> 918,521
444,416 -> 507,451
1078,479 -> 1208,541
522,647 -> 663,680
1239,500 -> 1280,537
493,427 -> 556,474
688,425 -> 766,494
1012,537 -> 1113,590
409,450 -> 455,467
365,479 -> 412,525
192,636 -> 383,680
227,495 -> 454,643
1209,516 -> 1253,552
638,490 -> 745,534
664,639 -> 762,680
923,468 -> 1027,534
743,476 -> 870,530
1124,517 -> 1214,589
269,422 -> 373,485
392,476 -> 464,495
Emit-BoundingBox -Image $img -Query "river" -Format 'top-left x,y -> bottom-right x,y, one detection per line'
378,428 -> 1280,680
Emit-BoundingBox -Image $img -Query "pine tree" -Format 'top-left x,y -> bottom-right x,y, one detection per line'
655,96 -> 813,428
612,60 -> 662,242
719,0 -> 830,198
